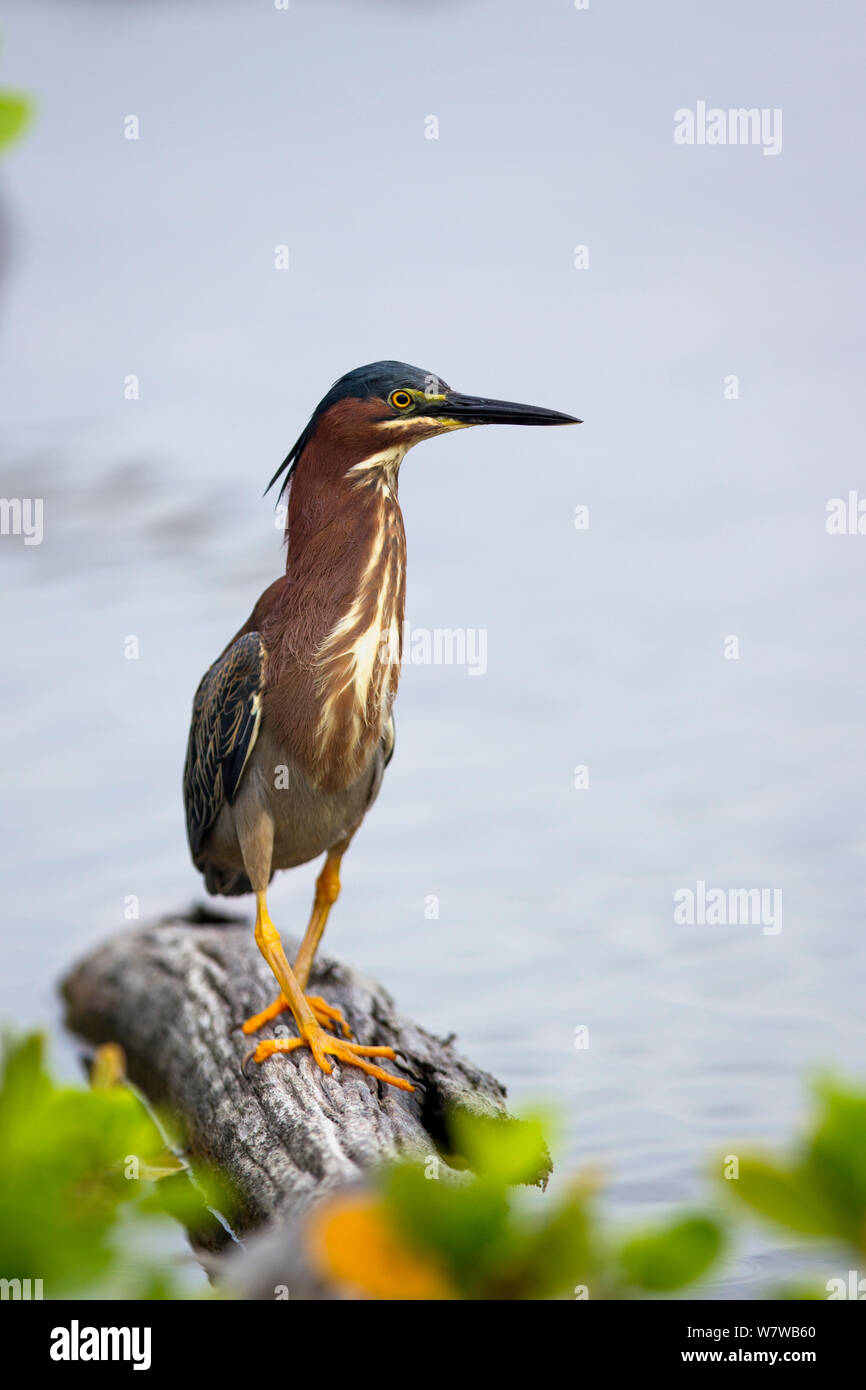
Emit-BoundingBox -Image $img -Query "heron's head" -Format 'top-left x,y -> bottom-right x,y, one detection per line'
266,360 -> 581,499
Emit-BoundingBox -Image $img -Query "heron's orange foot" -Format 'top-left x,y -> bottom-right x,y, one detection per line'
240,993 -> 351,1039
245,1025 -> 414,1092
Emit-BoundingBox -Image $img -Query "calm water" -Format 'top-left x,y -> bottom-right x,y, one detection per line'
1,0 -> 864,1296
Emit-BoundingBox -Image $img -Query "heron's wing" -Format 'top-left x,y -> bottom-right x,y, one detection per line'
183,631 -> 267,862
383,710 -> 396,767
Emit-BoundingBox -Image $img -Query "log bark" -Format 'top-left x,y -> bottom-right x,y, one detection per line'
61,910 -> 533,1254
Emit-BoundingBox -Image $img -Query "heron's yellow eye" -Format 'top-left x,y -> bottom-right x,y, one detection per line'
390,390 -> 413,410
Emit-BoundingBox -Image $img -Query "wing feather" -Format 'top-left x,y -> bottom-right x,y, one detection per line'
183,632 -> 266,864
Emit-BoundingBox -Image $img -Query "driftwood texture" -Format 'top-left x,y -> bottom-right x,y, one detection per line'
61,911 -> 522,1250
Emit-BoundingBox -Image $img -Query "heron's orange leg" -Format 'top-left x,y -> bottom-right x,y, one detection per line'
240,852 -> 349,1037
243,889 -> 412,1092
293,850 -> 343,989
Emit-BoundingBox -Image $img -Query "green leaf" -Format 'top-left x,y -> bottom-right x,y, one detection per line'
502,1194 -> 593,1299
775,1280 -> 831,1301
0,1032 -> 221,1298
384,1163 -> 510,1285
0,93 -> 31,152
804,1081 -> 866,1241
725,1157 -> 850,1240
620,1215 -> 723,1292
446,1109 -> 552,1187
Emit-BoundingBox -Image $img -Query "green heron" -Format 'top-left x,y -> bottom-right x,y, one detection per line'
183,362 -> 579,1090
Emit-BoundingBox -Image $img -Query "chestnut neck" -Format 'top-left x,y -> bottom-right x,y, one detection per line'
261,400 -> 408,791
283,398 -> 402,576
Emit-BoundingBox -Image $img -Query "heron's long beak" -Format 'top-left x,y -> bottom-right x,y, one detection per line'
428,392 -> 581,427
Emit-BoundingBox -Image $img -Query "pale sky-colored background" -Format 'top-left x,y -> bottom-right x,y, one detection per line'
1,0 -> 865,1293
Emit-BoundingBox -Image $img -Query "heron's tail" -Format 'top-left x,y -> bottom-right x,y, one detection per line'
203,863 -> 254,897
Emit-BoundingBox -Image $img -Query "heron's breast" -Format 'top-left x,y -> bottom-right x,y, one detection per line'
311,483 -> 405,789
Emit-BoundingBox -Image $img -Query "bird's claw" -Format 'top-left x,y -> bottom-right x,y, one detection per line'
244,1026 -> 414,1091
307,995 -> 353,1038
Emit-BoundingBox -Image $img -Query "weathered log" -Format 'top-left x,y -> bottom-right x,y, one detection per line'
61,910 -> 529,1250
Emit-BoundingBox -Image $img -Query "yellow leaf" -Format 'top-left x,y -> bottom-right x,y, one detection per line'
89,1043 -> 127,1090
306,1195 -> 455,1301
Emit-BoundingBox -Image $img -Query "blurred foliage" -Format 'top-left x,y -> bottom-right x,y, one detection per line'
719,1076 -> 866,1260
0,93 -> 30,152
0,34 -> 32,152
308,1108 -> 724,1300
0,1033 -> 233,1299
4,1029 -> 866,1300
619,1215 -> 722,1294
310,1080 -> 866,1301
